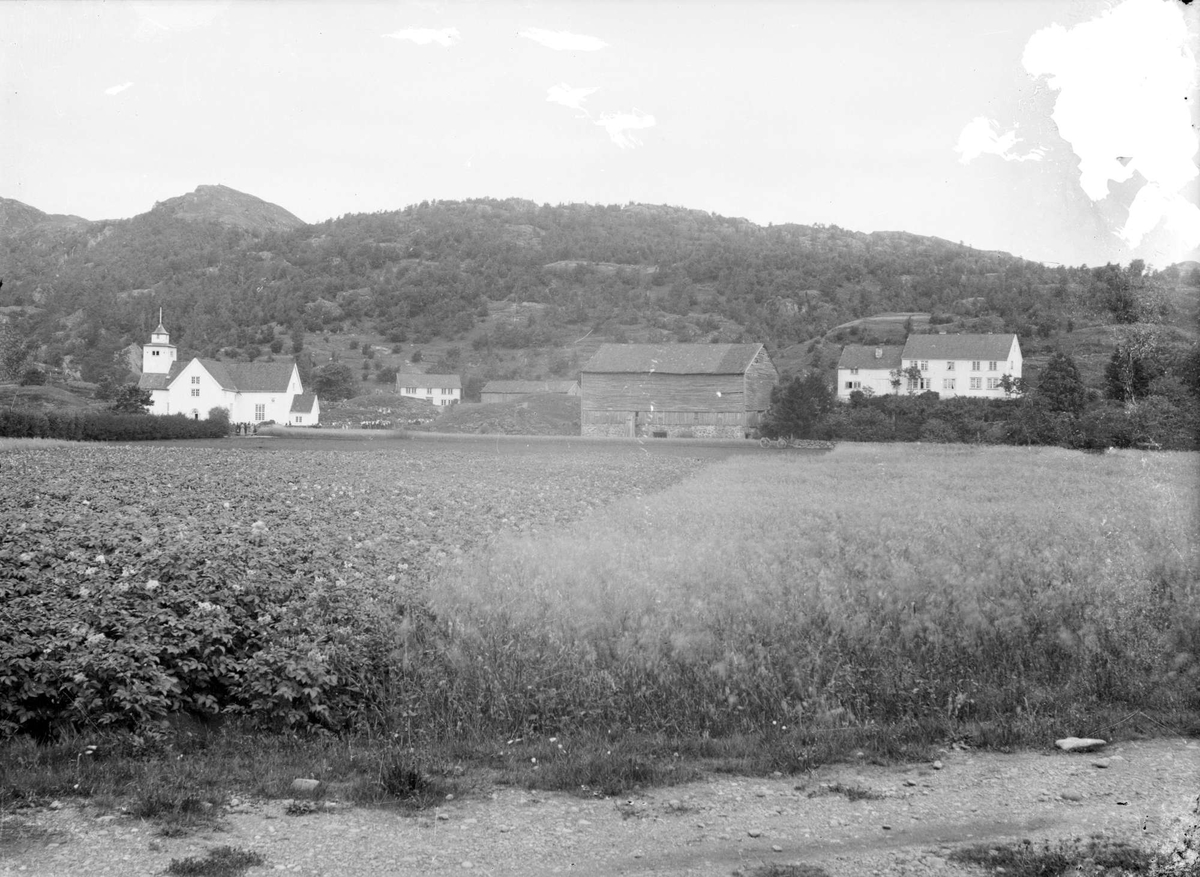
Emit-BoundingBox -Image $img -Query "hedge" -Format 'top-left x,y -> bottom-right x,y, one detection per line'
0,410 -> 228,441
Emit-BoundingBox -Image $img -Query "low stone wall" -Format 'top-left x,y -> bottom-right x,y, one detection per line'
581,423 -> 751,440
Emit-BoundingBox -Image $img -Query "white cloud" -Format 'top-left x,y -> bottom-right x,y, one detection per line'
955,117 -> 1044,164
547,83 -> 599,114
519,28 -> 608,52
1022,0 -> 1199,248
104,82 -> 134,96
382,27 -> 461,47
594,110 -> 656,149
131,1 -> 228,38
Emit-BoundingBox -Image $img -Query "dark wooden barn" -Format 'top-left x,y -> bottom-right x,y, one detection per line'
580,343 -> 777,438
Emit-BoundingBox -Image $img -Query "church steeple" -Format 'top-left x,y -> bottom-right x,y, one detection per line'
142,309 -> 177,374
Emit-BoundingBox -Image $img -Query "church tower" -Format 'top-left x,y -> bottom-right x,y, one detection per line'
142,309 -> 177,374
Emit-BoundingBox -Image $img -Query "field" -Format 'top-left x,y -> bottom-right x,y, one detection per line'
2,440 -> 1198,812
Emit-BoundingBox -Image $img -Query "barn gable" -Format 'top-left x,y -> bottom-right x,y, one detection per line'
580,343 -> 776,438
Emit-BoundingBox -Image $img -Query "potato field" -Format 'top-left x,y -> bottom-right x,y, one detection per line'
3,439 -> 1198,755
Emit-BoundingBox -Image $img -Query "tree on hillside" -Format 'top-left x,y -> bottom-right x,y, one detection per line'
1105,327 -> 1164,404
313,362 -> 356,402
110,384 -> 152,414
1035,351 -> 1090,415
761,372 -> 833,439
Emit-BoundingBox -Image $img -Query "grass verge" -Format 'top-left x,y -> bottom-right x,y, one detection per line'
948,837 -> 1151,876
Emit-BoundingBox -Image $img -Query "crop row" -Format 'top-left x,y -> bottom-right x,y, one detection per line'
1,443 -> 704,738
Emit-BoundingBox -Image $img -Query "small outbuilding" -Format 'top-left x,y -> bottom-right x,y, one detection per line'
580,343 -> 776,438
480,380 -> 580,404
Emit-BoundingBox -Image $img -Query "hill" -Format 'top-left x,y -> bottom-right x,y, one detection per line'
0,187 -> 1196,411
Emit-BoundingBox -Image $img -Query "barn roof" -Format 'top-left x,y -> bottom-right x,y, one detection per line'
482,380 -> 578,394
901,334 -> 1018,361
290,393 -> 318,413
837,345 -> 904,370
399,373 -> 462,389
582,343 -> 766,375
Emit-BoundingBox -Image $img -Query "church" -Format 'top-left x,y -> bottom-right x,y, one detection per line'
136,315 -> 320,426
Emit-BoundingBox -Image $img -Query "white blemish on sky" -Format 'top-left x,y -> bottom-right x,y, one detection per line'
1022,0 -> 1199,251
518,27 -> 608,51
594,110 -> 656,149
104,82 -> 134,96
546,83 -> 599,114
955,117 -> 1044,164
382,27 -> 461,47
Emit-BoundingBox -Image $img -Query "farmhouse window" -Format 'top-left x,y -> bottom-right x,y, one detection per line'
946,361 -> 954,371
191,389 -> 200,397
908,378 -> 931,392
970,377 -> 982,390
850,367 -> 859,375
254,404 -> 265,421
988,360 -> 998,371
971,361 -> 981,371
152,350 -> 159,356
987,378 -> 1001,390
296,416 -> 303,424
943,379 -> 955,390
406,387 -> 416,394
919,360 -> 929,371
191,376 -> 200,384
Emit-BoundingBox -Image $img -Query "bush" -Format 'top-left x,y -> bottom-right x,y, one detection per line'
18,367 -> 47,386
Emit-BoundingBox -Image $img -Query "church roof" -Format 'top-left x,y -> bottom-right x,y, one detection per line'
138,362 -> 186,390
290,393 -> 318,413
220,360 -> 297,393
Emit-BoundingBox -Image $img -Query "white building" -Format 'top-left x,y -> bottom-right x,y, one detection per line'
137,318 -> 319,425
835,345 -> 904,400
397,373 -> 461,406
837,334 -> 1022,400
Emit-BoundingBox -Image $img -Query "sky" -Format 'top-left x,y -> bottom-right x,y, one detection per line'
2,0 -> 1198,269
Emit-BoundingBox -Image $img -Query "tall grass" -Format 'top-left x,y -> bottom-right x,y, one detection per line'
426,444 -> 1199,740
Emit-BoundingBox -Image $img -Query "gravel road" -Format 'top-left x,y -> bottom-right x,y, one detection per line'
3,737 -> 1197,877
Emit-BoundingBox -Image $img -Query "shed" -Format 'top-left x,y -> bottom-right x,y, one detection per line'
580,343 -> 777,438
480,380 -> 580,404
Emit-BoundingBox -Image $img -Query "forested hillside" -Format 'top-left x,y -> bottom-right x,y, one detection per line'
1,188 -> 1196,403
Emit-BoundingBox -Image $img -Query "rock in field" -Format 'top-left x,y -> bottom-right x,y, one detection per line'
291,778 -> 321,795
1055,737 -> 1106,753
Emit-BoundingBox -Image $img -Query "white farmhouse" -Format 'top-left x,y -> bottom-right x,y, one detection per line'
137,317 -> 320,425
836,345 -> 904,400
397,373 -> 461,406
900,333 -> 1022,398
837,333 -> 1022,400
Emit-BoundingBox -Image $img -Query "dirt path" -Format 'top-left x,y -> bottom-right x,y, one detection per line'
3,738 -> 1197,877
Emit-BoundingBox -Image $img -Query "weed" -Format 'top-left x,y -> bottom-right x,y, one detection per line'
740,864 -> 832,877
166,845 -> 266,876
949,837 -> 1151,876
807,782 -> 883,801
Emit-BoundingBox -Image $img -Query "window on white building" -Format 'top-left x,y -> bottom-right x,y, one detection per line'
908,378 -> 932,392
988,361 -> 998,371
254,404 -> 265,421
943,379 -> 955,390
971,361 -> 980,371
191,376 -> 200,385
850,367 -> 859,375
970,377 -> 982,390
190,388 -> 200,397
946,361 -> 954,371
987,378 -> 1001,390
919,361 -> 929,371
295,416 -> 303,424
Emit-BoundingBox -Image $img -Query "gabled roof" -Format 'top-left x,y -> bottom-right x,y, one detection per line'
481,380 -> 578,394
290,393 -> 318,413
137,362 -> 186,391
142,357 -> 299,393
398,373 -> 462,389
838,345 -> 903,371
582,343 -> 766,375
901,334 -> 1019,361
220,360 -> 297,393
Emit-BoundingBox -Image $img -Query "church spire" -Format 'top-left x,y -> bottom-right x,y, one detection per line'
143,309 -> 177,375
